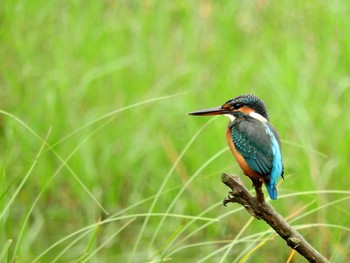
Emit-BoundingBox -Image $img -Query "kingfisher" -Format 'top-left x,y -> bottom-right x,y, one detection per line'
188,94 -> 284,200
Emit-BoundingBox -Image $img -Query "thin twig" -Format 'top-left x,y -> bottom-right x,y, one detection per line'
221,173 -> 329,263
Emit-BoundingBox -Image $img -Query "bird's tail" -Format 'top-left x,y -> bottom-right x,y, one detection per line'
265,183 -> 278,200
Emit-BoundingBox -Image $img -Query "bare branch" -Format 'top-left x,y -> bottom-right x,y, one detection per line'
221,173 -> 329,263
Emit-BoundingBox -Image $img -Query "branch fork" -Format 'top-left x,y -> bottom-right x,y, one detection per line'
221,173 -> 329,263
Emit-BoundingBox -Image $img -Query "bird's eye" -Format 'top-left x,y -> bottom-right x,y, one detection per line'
233,103 -> 242,109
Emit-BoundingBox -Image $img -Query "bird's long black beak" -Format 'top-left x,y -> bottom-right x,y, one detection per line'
188,106 -> 229,116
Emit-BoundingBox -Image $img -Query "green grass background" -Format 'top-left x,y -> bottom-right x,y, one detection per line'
1,1 -> 350,262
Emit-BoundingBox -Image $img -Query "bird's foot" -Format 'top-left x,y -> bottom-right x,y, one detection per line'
251,178 -> 265,203
251,178 -> 263,188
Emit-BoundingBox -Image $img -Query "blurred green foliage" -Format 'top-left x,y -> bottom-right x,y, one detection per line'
1,1 -> 350,262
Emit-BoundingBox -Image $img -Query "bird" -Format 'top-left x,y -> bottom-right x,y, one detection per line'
188,94 -> 284,200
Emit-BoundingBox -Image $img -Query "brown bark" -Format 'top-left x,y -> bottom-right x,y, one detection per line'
221,173 -> 329,263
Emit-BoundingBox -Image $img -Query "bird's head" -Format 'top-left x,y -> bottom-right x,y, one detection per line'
188,94 -> 269,122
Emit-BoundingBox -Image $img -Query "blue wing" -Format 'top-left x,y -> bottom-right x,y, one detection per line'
230,118 -> 274,176
230,117 -> 283,199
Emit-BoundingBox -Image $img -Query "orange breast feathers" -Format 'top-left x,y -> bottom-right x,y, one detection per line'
225,127 -> 261,180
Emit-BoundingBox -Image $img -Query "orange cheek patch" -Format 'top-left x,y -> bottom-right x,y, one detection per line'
236,106 -> 254,115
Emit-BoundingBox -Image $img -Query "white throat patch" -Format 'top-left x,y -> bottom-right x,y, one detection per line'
223,112 -> 267,123
223,114 -> 235,121
249,112 -> 268,123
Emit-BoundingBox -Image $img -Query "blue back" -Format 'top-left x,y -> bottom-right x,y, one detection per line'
230,114 -> 284,200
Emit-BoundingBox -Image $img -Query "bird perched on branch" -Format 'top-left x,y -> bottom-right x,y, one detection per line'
188,94 -> 284,200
